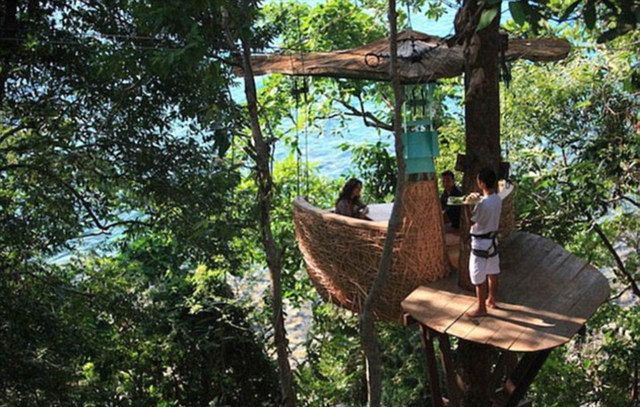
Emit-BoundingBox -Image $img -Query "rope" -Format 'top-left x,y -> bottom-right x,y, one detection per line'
293,77 -> 302,196
406,0 -> 414,32
304,78 -> 310,197
428,82 -> 435,131
293,9 -> 311,198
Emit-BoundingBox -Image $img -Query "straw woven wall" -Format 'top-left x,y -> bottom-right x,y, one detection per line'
293,179 -> 450,322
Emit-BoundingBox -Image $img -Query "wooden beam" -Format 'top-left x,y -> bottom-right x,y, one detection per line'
493,350 -> 552,407
488,351 -> 509,394
420,324 -> 445,407
437,332 -> 463,406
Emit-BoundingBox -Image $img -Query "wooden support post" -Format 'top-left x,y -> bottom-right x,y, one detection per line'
408,317 -> 551,407
488,351 -> 509,394
419,324 -> 444,407
458,339 -> 494,407
493,350 -> 551,407
437,333 -> 462,407
504,351 -> 518,379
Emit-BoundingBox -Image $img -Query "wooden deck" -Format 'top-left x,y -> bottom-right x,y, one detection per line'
402,231 -> 610,352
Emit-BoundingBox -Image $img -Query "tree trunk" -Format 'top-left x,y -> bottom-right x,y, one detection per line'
457,340 -> 494,407
359,1 -> 406,405
222,10 -> 297,407
455,1 -> 501,406
458,0 -> 502,291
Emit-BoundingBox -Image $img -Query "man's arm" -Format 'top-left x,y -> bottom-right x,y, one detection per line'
465,205 -> 475,226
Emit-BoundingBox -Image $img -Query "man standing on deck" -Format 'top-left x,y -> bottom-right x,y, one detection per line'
440,170 -> 463,230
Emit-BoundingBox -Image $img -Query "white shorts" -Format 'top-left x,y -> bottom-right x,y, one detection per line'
469,237 -> 500,285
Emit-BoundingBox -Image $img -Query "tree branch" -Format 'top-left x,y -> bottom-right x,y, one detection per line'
360,1 -> 406,405
590,218 -> 640,297
336,98 -> 393,131
77,220 -> 152,238
621,195 -> 640,208
607,285 -> 631,302
0,124 -> 29,146
2,163 -> 152,233
15,267 -> 95,299
220,6 -> 297,406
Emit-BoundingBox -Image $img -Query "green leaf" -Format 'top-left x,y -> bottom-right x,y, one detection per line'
509,1 -> 526,25
476,7 -> 500,32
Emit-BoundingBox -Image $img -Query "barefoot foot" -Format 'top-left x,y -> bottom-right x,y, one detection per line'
466,308 -> 488,318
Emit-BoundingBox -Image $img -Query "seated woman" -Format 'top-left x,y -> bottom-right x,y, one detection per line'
335,178 -> 369,219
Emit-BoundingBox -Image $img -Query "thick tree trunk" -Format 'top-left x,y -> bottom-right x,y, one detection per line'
458,0 -> 502,291
455,1 -> 502,406
222,10 -> 297,407
359,1 -> 406,405
457,340 -> 494,407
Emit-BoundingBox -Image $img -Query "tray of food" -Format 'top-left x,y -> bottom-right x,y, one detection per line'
447,193 -> 483,206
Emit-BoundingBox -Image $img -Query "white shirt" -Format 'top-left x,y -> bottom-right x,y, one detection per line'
470,193 -> 502,236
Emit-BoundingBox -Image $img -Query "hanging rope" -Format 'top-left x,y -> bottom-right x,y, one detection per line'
288,9 -> 312,197
428,82 -> 435,131
303,77 -> 310,197
292,76 -> 302,196
293,10 -> 311,198
406,0 -> 414,32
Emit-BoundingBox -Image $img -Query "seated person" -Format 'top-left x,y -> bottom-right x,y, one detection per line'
440,170 -> 463,229
335,178 -> 369,219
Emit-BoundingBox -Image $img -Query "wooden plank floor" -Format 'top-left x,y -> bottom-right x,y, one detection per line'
401,231 -> 610,352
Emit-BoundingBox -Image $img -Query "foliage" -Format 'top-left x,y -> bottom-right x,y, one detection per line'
1,0 -> 281,405
260,0 -> 395,147
531,302 -> 640,406
339,141 -> 398,203
296,305 -> 430,407
232,155 -> 337,309
505,0 -> 639,43
502,31 -> 639,291
296,304 -> 367,406
0,234 -> 280,406
502,27 -> 640,406
0,0 -> 249,270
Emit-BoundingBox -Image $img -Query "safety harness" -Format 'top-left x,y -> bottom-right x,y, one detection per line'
470,231 -> 499,259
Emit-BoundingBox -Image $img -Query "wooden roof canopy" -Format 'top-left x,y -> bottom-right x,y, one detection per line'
243,29 -> 571,83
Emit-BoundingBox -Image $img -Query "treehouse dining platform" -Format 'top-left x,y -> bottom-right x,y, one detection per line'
294,194 -> 610,407
277,26 -> 608,406
402,230 -> 610,353
399,230 -> 609,407
296,197 -> 610,350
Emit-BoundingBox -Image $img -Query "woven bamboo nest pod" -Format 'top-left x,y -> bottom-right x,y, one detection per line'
293,179 -> 450,322
293,179 -> 517,322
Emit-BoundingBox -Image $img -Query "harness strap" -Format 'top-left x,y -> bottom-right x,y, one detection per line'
470,231 -> 498,239
471,231 -> 499,258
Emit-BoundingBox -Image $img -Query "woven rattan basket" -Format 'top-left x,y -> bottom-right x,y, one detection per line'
293,179 -> 450,322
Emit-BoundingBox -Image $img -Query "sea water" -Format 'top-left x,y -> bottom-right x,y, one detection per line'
238,1 -> 459,179
49,3 -> 459,262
